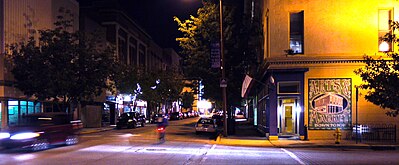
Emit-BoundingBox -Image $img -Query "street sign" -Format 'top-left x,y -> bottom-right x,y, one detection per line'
220,79 -> 227,87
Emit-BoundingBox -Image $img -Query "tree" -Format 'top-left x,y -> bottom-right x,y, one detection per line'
113,64 -> 184,114
112,64 -> 140,96
174,1 -> 260,107
354,21 -> 399,117
181,91 -> 195,110
6,16 -> 117,112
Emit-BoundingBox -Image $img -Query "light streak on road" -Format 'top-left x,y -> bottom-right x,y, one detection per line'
78,144 -> 282,157
119,133 -> 141,137
14,154 -> 36,161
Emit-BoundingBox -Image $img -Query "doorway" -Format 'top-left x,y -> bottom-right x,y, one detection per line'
278,98 -> 299,136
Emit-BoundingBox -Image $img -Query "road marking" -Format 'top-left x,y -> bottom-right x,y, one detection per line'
281,148 -> 305,165
200,144 -> 215,163
210,144 -> 217,151
200,157 -> 208,163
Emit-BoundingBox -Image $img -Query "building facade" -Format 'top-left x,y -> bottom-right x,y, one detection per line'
249,0 -> 399,141
0,0 -> 79,129
80,0 -> 181,126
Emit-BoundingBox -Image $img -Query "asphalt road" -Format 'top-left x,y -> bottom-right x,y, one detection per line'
0,117 -> 398,165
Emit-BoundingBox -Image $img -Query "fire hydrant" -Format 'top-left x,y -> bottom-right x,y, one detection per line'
333,128 -> 342,144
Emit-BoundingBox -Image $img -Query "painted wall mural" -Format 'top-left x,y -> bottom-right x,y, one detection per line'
308,78 -> 352,130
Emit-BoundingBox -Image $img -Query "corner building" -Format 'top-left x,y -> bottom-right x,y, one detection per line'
253,0 -> 399,141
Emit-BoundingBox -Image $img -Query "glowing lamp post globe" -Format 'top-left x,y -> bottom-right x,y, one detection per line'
197,100 -> 212,115
379,41 -> 390,52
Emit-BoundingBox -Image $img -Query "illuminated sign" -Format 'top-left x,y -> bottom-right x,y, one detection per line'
308,78 -> 352,130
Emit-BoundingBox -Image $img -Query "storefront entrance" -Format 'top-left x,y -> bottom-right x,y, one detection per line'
278,98 -> 300,137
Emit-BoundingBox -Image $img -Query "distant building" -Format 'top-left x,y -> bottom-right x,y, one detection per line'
79,0 -> 181,126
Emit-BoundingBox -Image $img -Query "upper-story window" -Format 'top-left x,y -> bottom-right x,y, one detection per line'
129,38 -> 137,65
139,44 -> 146,67
118,29 -> 127,64
290,11 -> 304,54
378,9 -> 392,52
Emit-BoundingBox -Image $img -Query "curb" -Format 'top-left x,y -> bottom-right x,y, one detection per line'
79,127 -> 115,135
216,136 -> 399,150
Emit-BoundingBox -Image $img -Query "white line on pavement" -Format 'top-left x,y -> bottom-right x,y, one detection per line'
200,144 -> 215,163
281,148 -> 306,165
210,144 -> 217,151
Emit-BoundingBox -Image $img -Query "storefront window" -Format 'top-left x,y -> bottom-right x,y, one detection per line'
8,100 -> 19,126
35,102 -> 41,113
20,101 -> 27,116
28,101 -> 34,114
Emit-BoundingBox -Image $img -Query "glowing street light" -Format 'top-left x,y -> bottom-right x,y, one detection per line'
379,41 -> 390,52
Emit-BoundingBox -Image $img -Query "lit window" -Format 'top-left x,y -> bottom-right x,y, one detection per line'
290,11 -> 304,54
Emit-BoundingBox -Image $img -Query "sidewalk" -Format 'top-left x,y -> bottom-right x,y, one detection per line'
214,120 -> 399,150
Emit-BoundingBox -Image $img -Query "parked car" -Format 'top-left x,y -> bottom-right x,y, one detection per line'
116,112 -> 146,129
169,112 -> 183,120
195,117 -> 219,135
187,112 -> 193,118
0,112 -> 82,151
191,111 -> 199,117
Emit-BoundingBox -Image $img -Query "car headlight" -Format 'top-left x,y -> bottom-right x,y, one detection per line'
0,132 -> 10,139
10,132 -> 40,140
128,119 -> 133,122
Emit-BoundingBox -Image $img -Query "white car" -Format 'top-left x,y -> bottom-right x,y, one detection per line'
195,118 -> 218,135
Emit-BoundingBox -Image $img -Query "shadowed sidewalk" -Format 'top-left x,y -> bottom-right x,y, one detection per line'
214,119 -> 399,150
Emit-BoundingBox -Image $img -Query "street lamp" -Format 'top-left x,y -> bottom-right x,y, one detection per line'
218,0 -> 228,137
199,0 -> 227,136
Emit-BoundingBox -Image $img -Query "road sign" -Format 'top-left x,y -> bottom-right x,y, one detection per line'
220,79 -> 227,87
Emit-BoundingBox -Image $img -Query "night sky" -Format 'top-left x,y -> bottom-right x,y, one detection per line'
126,0 -> 203,51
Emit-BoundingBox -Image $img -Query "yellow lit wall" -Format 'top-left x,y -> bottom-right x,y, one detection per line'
266,0 -> 399,58
264,0 -> 399,140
